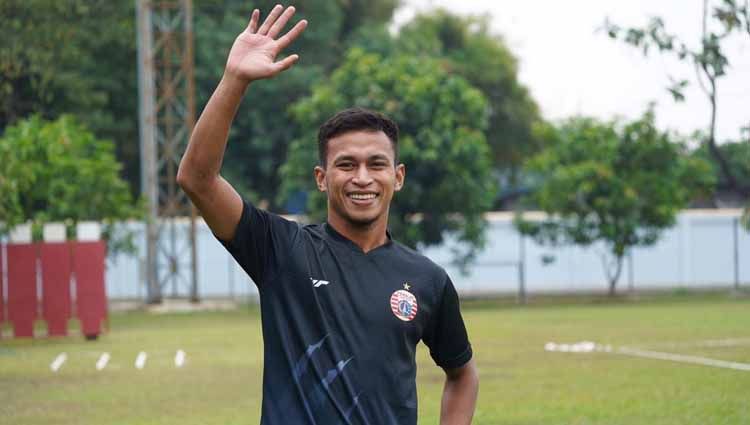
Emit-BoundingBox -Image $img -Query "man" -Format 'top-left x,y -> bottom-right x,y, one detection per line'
177,5 -> 478,424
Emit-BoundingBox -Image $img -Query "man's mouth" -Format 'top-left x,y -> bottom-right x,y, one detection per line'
347,192 -> 378,201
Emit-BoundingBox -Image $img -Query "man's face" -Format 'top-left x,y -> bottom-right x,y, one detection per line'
314,130 -> 405,229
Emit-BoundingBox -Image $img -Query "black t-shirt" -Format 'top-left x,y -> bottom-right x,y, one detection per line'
219,200 -> 472,425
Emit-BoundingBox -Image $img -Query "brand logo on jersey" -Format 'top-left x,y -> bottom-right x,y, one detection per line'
310,277 -> 330,288
390,289 -> 418,321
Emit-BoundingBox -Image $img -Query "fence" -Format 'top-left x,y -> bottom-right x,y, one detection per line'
7,209 -> 744,302
423,209 -> 749,297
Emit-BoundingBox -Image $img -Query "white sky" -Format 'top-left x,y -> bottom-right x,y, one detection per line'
394,0 -> 750,143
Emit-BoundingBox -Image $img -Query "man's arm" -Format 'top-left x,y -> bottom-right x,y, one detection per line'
176,5 -> 307,241
440,359 -> 479,425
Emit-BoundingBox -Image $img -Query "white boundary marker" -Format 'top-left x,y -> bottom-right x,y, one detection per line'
644,338 -> 750,349
545,341 -> 750,372
50,353 -> 67,372
545,341 -> 601,353
174,350 -> 186,368
96,353 -> 111,371
46,350 -> 192,372
617,347 -> 750,372
135,351 -> 147,369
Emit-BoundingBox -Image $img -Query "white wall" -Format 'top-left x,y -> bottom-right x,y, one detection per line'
102,209 -> 749,299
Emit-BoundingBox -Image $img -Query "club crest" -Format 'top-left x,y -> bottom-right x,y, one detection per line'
390,289 -> 418,322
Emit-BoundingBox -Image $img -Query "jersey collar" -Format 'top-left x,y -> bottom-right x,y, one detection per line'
323,222 -> 393,255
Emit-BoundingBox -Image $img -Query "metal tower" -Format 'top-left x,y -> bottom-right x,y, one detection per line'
136,0 -> 198,303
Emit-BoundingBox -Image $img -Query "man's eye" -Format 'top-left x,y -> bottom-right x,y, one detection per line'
337,162 -> 354,169
371,162 -> 388,168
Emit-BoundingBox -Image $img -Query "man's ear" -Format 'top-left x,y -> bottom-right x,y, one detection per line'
395,163 -> 405,191
314,166 -> 327,192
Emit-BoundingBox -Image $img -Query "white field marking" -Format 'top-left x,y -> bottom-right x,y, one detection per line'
544,341 -> 598,353
644,338 -> 750,349
544,341 -> 750,372
692,338 -> 750,348
135,351 -> 147,370
96,353 -> 111,371
617,347 -> 750,372
174,350 -> 186,368
50,353 -> 67,372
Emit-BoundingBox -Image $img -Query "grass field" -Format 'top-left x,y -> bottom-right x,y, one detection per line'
1,292 -> 749,424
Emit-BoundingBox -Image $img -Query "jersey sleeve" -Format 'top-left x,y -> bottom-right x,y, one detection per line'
216,198 -> 300,288
422,275 -> 473,370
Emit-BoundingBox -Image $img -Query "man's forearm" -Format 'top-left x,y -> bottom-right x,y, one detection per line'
174,5 -> 305,241
177,75 -> 248,190
440,362 -> 479,425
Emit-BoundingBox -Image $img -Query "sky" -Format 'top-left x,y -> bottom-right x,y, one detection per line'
393,0 -> 750,143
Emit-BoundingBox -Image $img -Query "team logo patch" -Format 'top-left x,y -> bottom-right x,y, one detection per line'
390,289 -> 418,322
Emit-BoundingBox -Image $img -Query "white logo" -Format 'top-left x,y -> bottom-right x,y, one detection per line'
310,277 -> 330,288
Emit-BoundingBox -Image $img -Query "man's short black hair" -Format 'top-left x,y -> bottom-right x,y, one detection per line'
318,107 -> 399,167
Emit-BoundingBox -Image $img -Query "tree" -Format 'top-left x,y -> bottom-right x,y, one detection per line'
0,1 -> 140,195
692,139 -> 750,231
603,0 -> 750,198
693,139 -> 750,198
1,0 -> 97,125
0,123 -> 29,236
515,109 -> 714,295
396,10 -> 546,192
280,48 -> 496,266
1,0 -> 400,206
0,116 -> 142,251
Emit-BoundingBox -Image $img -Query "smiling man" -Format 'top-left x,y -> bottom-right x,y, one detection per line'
177,5 -> 478,425
313,111 -> 405,251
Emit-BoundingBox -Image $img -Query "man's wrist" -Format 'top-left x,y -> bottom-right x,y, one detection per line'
219,72 -> 252,94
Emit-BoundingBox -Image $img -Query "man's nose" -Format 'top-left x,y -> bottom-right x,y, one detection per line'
352,164 -> 373,186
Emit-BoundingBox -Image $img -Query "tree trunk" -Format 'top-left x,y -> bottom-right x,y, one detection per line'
699,0 -> 750,196
704,77 -> 747,195
607,254 -> 624,296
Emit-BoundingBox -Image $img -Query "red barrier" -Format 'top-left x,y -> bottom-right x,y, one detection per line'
7,243 -> 38,338
40,242 -> 72,336
4,221 -> 109,340
72,241 -> 107,339
0,244 -> 5,331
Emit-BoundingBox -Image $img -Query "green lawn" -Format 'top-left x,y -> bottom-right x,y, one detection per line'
1,293 -> 749,424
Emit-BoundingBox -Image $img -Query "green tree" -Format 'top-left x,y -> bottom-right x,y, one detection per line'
0,124 -> 29,235
397,9 -> 545,190
603,0 -> 750,197
1,0 -> 400,205
1,0 -> 95,125
0,1 -> 140,194
516,109 -> 714,295
280,48 -> 495,266
0,115 -> 142,251
693,139 -> 750,193
693,138 -> 750,231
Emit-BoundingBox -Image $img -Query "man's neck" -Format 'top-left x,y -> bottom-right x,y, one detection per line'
327,215 -> 389,253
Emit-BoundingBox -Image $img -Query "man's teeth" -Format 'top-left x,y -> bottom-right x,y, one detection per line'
349,193 -> 377,200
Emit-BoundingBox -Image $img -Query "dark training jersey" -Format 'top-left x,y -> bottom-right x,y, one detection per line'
219,200 -> 473,425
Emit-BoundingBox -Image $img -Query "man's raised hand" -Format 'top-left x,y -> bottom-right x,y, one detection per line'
225,5 -> 307,84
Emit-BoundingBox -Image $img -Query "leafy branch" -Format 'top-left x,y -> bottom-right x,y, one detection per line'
603,0 -> 750,197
